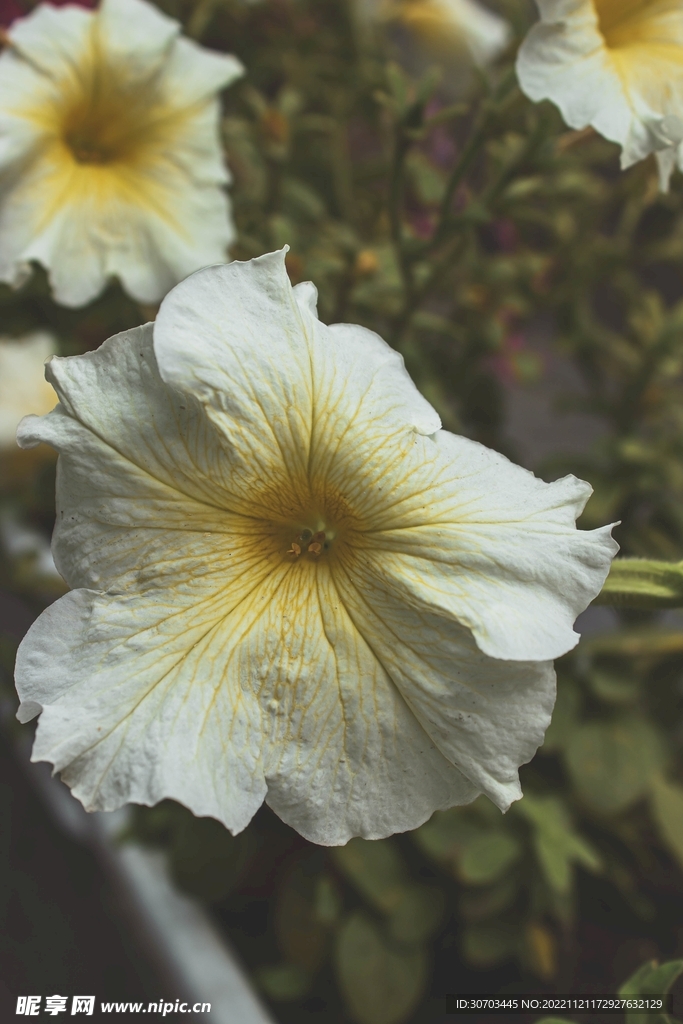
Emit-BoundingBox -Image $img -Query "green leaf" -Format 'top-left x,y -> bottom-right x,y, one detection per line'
514,794 -> 601,895
619,959 -> 683,998
565,715 -> 665,814
542,679 -> 582,752
135,804 -> 253,904
459,876 -> 519,922
587,669 -> 639,705
332,838 -> 408,913
254,963 -> 311,1002
618,958 -> 683,1024
335,913 -> 427,1024
461,920 -> 518,967
458,831 -> 522,885
386,62 -> 411,113
406,151 -> 445,205
387,885 -> 444,945
411,311 -> 461,340
583,630 -> 683,658
282,177 -> 326,221
276,862 -> 330,972
413,808 -> 482,861
314,874 -> 342,926
650,775 -> 683,871
533,1019 -> 576,1024
595,558 -> 683,609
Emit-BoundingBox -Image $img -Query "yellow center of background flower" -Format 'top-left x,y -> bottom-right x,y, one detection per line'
14,30 -> 196,226
57,55 -> 170,167
392,0 -> 464,50
594,0 -> 675,49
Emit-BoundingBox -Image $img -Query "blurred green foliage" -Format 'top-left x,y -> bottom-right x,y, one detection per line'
536,957 -> 683,1024
4,0 -> 683,1021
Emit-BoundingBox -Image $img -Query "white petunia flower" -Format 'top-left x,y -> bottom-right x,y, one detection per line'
0,513 -> 65,591
14,251 -> 617,845
366,0 -> 511,67
0,332 -> 57,449
517,1 -> 683,190
0,0 -> 243,307
0,331 -> 57,483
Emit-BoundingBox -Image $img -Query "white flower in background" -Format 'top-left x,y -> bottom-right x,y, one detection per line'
0,513 -> 65,592
517,1 -> 683,190
366,0 -> 510,67
0,332 -> 57,450
0,333 -> 62,583
0,331 -> 57,485
14,251 -> 617,846
390,0 -> 510,66
0,0 -> 243,307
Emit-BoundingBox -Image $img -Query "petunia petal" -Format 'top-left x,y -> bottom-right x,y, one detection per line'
154,252 -> 441,516
98,0 -> 179,80
17,324 -> 269,589
517,0 -> 683,170
0,52 -> 52,172
331,428 -> 616,661
8,3 -> 93,78
333,555 -> 556,810
16,588 -> 266,831
517,6 -> 635,151
250,562 -> 478,844
161,35 -> 244,108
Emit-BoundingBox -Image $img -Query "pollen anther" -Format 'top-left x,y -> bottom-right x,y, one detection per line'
287,528 -> 331,559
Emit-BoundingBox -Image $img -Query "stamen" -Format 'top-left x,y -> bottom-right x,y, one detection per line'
287,527 -> 334,560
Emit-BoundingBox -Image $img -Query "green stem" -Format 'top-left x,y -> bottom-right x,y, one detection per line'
429,117 -> 488,251
185,0 -> 218,41
429,67 -> 518,252
595,557 -> 683,609
389,128 -> 415,306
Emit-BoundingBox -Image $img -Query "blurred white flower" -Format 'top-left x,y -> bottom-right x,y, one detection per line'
0,332 -> 57,449
0,513 -> 65,592
385,0 -> 511,67
0,332 -> 57,484
517,1 -> 683,190
0,0 -> 243,307
15,251 -> 616,845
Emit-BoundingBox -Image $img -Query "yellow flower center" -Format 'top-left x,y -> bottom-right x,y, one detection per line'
59,64 -> 166,167
257,479 -> 362,566
594,0 -> 671,49
391,0 -> 464,50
